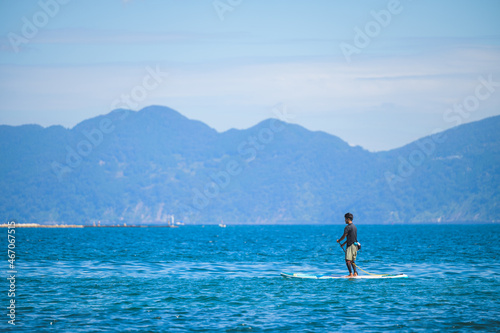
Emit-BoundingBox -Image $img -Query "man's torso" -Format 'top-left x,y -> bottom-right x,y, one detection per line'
344,223 -> 357,247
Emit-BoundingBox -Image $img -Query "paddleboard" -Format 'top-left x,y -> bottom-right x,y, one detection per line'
281,272 -> 408,279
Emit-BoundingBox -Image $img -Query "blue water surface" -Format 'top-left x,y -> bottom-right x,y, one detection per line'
1,224 -> 499,332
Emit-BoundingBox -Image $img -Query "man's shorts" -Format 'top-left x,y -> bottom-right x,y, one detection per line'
345,244 -> 358,262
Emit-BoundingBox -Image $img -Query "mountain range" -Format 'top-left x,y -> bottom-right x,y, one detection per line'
1,105 -> 498,224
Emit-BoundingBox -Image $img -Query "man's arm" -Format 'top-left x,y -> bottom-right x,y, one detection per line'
336,226 -> 348,243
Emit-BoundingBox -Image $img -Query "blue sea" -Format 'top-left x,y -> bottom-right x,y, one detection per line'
1,224 -> 499,332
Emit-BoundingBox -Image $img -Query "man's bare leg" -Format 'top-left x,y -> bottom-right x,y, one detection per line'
345,260 -> 354,277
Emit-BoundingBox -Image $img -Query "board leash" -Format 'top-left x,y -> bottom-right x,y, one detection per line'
352,263 -> 387,277
340,244 -> 387,277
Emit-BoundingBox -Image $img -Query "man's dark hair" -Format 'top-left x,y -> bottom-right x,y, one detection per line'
344,212 -> 353,221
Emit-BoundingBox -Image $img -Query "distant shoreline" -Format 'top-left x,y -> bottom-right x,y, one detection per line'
0,223 -> 180,228
1,222 -> 498,228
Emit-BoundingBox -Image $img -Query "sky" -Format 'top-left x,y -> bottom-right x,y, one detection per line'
0,0 -> 499,151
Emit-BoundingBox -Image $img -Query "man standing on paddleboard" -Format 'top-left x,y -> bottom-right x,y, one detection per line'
337,213 -> 358,277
